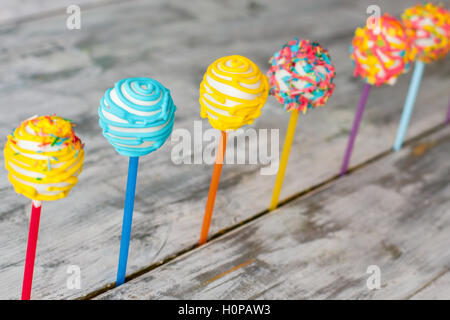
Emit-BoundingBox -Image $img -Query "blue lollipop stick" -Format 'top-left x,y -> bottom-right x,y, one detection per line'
116,156 -> 139,286
98,77 -> 176,286
393,60 -> 425,151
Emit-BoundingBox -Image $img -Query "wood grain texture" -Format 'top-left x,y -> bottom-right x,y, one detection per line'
0,0 -> 448,299
0,0 -> 127,25
97,127 -> 450,299
410,270 -> 450,300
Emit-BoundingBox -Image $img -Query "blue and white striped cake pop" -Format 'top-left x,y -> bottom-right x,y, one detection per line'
98,77 -> 176,157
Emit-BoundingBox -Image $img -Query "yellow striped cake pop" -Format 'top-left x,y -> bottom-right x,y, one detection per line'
4,115 -> 84,201
199,55 -> 269,131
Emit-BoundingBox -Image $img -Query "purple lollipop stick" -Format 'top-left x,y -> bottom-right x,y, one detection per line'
340,83 -> 371,176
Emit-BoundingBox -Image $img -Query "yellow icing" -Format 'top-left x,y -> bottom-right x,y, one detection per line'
199,55 -> 269,131
4,115 -> 84,201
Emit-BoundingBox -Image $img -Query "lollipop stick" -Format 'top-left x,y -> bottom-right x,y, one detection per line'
340,83 -> 371,176
270,109 -> 300,211
199,131 -> 227,245
22,200 -> 42,300
445,97 -> 450,125
394,61 -> 425,151
116,156 -> 139,286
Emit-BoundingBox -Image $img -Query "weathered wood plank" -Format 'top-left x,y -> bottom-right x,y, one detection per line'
0,0 -> 124,25
410,270 -> 450,300
97,127 -> 450,299
0,0 -> 448,299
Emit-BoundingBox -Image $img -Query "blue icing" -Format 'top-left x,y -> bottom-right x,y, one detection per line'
313,89 -> 324,97
98,77 -> 176,157
303,65 -> 313,73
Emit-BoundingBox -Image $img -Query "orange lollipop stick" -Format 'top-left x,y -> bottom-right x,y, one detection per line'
199,131 -> 227,245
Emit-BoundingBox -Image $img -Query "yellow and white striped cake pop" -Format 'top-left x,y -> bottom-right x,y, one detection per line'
4,115 -> 84,201
200,55 -> 269,131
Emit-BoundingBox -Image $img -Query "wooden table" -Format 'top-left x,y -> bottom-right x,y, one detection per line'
0,0 -> 449,300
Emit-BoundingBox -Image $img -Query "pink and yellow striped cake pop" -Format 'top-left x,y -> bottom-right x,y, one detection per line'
350,13 -> 415,86
402,3 -> 450,63
341,14 -> 415,175
392,4 -> 450,152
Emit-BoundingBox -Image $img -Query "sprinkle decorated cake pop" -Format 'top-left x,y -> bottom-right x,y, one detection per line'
341,14 -> 414,175
393,3 -> 450,151
350,13 -> 415,86
99,77 -> 176,157
3,115 -> 85,299
98,77 -> 176,286
199,55 -> 269,245
200,55 -> 269,132
402,3 -> 450,63
4,115 -> 84,201
266,38 -> 336,210
267,38 -> 336,113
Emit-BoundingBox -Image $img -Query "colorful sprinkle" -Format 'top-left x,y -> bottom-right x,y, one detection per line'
350,13 -> 415,86
51,137 -> 59,146
267,38 -> 336,112
3,115 -> 84,201
402,3 -> 450,63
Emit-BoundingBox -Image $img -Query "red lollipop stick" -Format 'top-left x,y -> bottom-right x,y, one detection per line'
21,200 -> 42,300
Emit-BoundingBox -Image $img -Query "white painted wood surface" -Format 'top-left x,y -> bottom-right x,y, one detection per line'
97,127 -> 450,299
0,0 -> 124,25
0,0 -> 448,299
410,270 -> 450,300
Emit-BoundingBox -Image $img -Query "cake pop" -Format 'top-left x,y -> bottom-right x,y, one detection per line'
4,115 -> 84,299
199,55 -> 269,244
267,38 -> 336,209
98,77 -> 176,285
341,14 -> 414,174
394,3 -> 450,151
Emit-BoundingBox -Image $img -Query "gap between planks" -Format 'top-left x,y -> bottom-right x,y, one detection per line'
405,268 -> 450,299
81,120 -> 450,300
